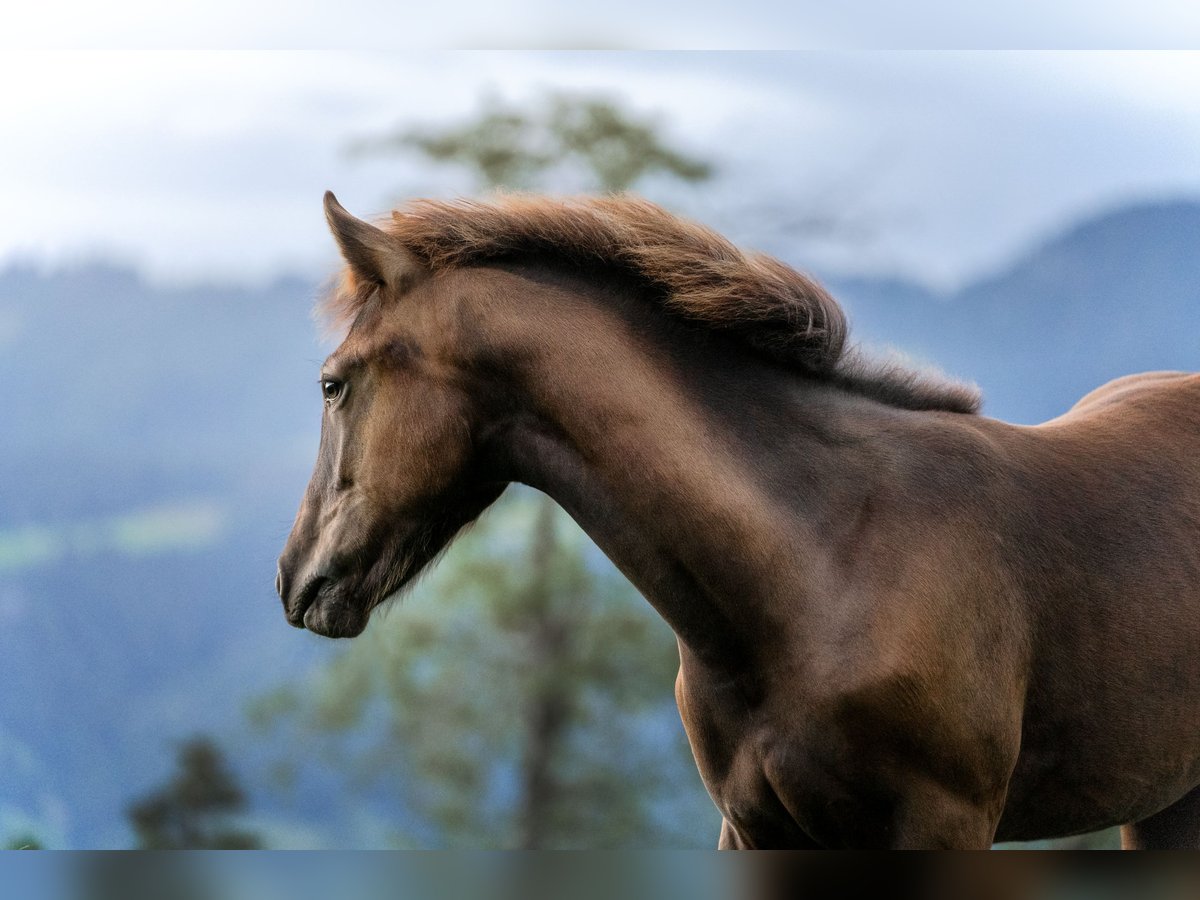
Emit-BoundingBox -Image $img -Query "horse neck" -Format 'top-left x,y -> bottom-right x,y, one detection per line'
470,265 -> 887,673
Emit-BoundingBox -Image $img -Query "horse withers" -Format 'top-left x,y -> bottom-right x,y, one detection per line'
277,192 -> 1200,848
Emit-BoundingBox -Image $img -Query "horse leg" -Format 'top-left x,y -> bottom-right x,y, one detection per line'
882,780 -> 1004,849
718,818 -> 748,849
717,817 -> 825,849
718,783 -> 1000,849
1122,785 -> 1200,849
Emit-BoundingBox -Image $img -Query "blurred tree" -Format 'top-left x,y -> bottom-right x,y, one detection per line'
252,93 -> 719,848
76,854 -> 214,900
350,91 -> 713,194
3,833 -> 42,849
127,736 -> 262,849
253,498 -> 708,846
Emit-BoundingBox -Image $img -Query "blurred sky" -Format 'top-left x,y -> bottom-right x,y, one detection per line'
8,1 -> 1200,50
2,48 -> 1200,286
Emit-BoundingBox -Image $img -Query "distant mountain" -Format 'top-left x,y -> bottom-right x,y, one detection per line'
828,199 -> 1200,423
0,264 -> 335,847
1,197 -> 1198,847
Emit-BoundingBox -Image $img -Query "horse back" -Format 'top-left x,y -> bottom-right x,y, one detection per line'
1066,370 -> 1199,417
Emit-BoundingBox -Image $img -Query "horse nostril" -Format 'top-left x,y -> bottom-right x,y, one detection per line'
275,567 -> 285,600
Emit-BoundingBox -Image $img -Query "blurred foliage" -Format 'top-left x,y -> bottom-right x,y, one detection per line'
127,736 -> 262,849
252,493 -> 713,846
351,91 -> 712,193
3,833 -> 43,849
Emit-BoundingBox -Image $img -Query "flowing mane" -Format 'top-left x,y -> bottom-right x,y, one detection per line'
321,195 -> 980,414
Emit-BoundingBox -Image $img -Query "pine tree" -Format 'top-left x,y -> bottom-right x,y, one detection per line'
127,737 -> 262,849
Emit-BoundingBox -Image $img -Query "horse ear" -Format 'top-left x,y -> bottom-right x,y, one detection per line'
323,191 -> 421,291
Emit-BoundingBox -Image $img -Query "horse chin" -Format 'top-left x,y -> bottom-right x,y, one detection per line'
301,582 -> 370,639
298,519 -> 464,638
300,553 -> 421,639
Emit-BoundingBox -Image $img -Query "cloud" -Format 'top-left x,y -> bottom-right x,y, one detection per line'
2,51 -> 1199,285
7,0 -> 1200,49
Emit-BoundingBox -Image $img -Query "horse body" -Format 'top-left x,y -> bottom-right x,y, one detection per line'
998,376 -> 1200,841
278,193 -> 1200,848
482,261 -> 1200,845
666,371 -> 1200,848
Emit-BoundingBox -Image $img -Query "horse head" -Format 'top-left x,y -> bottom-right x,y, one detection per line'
276,193 -> 504,637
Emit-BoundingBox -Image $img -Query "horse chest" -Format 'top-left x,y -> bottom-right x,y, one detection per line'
683,702 -> 837,848
675,667 -> 816,843
676,659 -> 1019,847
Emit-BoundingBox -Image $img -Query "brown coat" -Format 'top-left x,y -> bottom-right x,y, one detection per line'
278,193 -> 1200,848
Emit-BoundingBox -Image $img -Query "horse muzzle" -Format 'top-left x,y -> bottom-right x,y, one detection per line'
276,560 -> 370,639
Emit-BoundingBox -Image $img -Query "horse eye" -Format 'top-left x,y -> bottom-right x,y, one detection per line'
321,379 -> 343,403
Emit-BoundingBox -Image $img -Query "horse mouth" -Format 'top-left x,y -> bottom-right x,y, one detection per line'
288,576 -> 370,639
282,516 -> 461,639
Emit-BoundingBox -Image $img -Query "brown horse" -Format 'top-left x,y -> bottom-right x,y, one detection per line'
277,192 -> 1200,849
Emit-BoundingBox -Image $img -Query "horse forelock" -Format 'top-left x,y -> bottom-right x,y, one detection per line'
316,194 -> 979,414
318,266 -> 377,342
